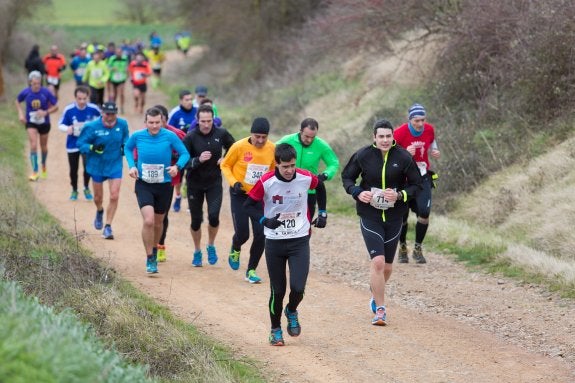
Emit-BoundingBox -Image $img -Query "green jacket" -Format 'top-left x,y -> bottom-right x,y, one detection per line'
276,132 -> 340,194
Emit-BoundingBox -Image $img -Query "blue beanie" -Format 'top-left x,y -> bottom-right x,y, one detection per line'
408,103 -> 426,120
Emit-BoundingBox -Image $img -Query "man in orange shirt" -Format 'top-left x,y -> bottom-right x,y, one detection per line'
128,52 -> 152,114
42,45 -> 67,99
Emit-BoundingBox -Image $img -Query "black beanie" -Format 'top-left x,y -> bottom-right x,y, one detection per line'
251,117 -> 270,134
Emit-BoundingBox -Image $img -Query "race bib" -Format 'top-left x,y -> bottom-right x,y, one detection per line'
72,121 -> 85,137
134,71 -> 145,81
29,111 -> 45,124
244,163 -> 269,185
276,211 -> 304,235
416,161 -> 427,176
141,163 -> 164,183
369,187 -> 394,210
111,71 -> 126,82
91,68 -> 103,79
47,76 -> 59,85
75,67 -> 85,77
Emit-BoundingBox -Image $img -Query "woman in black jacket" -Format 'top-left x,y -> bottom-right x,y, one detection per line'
342,118 -> 422,326
24,45 -> 46,80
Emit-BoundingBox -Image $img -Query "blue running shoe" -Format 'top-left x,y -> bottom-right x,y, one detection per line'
284,307 -> 301,337
69,190 -> 78,201
370,297 -> 377,314
173,195 -> 181,212
207,245 -> 218,265
146,255 -> 158,274
94,209 -> 104,230
245,269 -> 262,284
102,225 -> 114,240
372,306 -> 387,326
192,250 -> 202,267
228,248 -> 240,270
269,327 -> 284,346
83,188 -> 93,201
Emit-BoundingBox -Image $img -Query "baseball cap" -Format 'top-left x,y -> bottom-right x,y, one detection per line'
101,102 -> 118,114
195,85 -> 208,96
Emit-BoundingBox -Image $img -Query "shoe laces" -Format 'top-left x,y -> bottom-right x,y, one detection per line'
285,309 -> 299,327
230,250 -> 240,261
207,245 -> 216,256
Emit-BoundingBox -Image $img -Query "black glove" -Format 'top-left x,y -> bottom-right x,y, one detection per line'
90,144 -> 104,154
312,211 -> 327,228
232,182 -> 245,195
317,173 -> 328,182
262,213 -> 282,229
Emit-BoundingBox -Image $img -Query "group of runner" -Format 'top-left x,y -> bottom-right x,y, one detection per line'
17,43 -> 441,343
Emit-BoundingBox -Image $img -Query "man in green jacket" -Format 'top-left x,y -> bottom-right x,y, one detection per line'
82,50 -> 110,107
277,117 -> 339,219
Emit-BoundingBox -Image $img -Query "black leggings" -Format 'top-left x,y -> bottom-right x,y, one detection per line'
67,151 -> 90,191
187,183 -> 222,231
265,236 -> 310,329
230,190 -> 265,271
159,185 -> 175,245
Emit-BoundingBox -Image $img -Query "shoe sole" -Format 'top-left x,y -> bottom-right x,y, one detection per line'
192,263 -> 202,267
398,258 -> 409,263
102,235 -> 114,240
286,329 -> 300,337
245,277 -> 261,284
157,258 -> 167,262
270,340 -> 285,346
372,319 -> 387,326
146,270 -> 159,274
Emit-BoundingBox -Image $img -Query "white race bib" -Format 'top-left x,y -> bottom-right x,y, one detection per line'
75,67 -> 85,77
91,68 -> 103,79
369,187 -> 394,210
47,76 -> 59,85
276,211 -> 304,235
135,71 -> 145,81
244,163 -> 269,185
72,121 -> 85,137
111,71 -> 126,82
29,111 -> 45,124
142,163 -> 164,183
416,161 -> 427,176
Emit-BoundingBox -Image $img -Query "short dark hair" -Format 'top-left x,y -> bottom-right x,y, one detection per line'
145,107 -> 163,120
300,117 -> 318,131
179,89 -> 192,100
372,119 -> 393,135
199,97 -> 213,105
152,104 -> 169,120
196,104 -> 214,118
275,143 -> 297,163
74,85 -> 90,97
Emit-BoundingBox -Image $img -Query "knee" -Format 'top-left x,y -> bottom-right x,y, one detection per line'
143,216 -> 154,228
417,215 -> 430,224
371,256 -> 386,272
208,214 -> 219,227
190,217 -> 202,231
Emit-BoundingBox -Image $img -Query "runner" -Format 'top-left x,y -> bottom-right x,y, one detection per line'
341,119 -> 422,326
15,71 -> 58,181
107,46 -> 129,113
144,44 -> 166,89
151,104 -> 187,262
57,86 -> 101,201
77,102 -> 129,240
42,45 -> 66,98
189,98 -> 222,128
192,85 -> 219,116
128,52 -> 152,114
174,31 -> 191,56
243,143 -> 327,346
24,44 -> 46,80
124,107 -> 190,274
394,103 -> 441,264
70,47 -> 91,86
277,117 -> 339,219
182,104 -> 235,267
220,117 -> 276,283
82,49 -> 110,107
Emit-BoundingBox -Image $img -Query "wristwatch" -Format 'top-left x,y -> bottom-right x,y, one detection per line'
318,210 -> 327,218
397,191 -> 403,201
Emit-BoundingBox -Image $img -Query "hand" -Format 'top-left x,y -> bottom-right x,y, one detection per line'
262,213 -> 282,229
199,151 -> 212,163
358,190 -> 373,204
406,145 -> 416,156
430,149 -> 441,159
312,212 -> 327,228
232,182 -> 245,195
167,165 -> 179,177
317,173 -> 328,182
91,144 -> 105,154
128,167 -> 139,179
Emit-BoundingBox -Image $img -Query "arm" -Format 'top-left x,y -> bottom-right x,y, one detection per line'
321,143 -> 340,180
172,136 -> 190,170
14,99 -> 25,124
219,144 -> 240,185
341,151 -> 364,200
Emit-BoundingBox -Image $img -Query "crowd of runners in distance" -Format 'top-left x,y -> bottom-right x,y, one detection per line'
16,31 -> 441,344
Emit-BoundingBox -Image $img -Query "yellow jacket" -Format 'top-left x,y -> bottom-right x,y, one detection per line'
220,137 -> 275,192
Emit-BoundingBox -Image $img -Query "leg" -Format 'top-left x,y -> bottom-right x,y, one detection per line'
39,133 -> 49,168
68,152 -> 80,192
188,187 -> 205,251
81,153 -> 91,190
247,201 -> 265,271
230,191 -> 250,251
286,236 -> 310,312
105,178 -> 122,225
133,88 -> 141,113
92,181 -> 104,211
265,239 -> 288,329
117,83 -> 125,113
27,128 -> 39,173
205,183 -> 223,246
413,176 -> 432,263
140,205 -> 156,255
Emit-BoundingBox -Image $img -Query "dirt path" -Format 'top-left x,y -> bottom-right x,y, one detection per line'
31,50 -> 575,382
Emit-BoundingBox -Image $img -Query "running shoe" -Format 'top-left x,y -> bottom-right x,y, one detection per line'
228,248 -> 240,270
413,245 -> 427,264
192,250 -> 202,267
370,296 -> 377,314
83,188 -> 93,201
29,172 -> 39,182
146,255 -> 159,274
94,209 -> 104,230
245,269 -> 262,284
372,306 -> 387,326
206,244 -> 218,265
269,328 -> 285,346
398,242 -> 409,263
284,307 -> 301,337
102,225 -> 114,240
173,195 -> 182,212
40,166 -> 47,179
157,244 -> 166,262
70,190 -> 78,201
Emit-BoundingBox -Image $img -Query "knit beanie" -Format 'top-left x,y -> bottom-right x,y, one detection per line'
408,103 -> 426,120
251,117 -> 270,134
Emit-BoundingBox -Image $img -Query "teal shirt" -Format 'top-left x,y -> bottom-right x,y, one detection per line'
276,132 -> 340,194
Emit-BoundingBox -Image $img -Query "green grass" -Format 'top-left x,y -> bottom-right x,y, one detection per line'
35,0 -> 128,26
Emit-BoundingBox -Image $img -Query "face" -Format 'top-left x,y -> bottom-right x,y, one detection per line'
181,94 -> 193,109
197,111 -> 213,134
29,78 -> 41,92
145,114 -> 162,135
277,158 -> 296,180
373,127 -> 394,153
410,116 -> 426,131
102,112 -> 117,126
300,127 -> 317,146
196,94 -> 206,103
250,133 -> 268,148
50,45 -> 58,55
75,91 -> 89,108
115,47 -> 123,56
